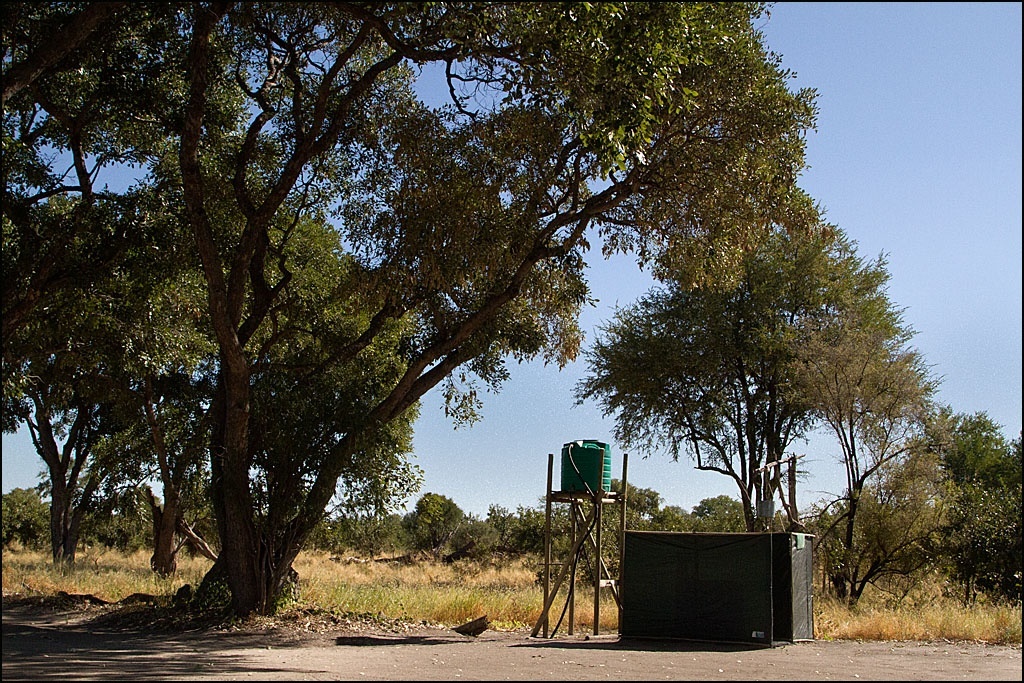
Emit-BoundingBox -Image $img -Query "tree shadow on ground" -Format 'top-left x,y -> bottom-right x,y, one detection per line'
1,598 -> 337,681
333,634 -> 469,646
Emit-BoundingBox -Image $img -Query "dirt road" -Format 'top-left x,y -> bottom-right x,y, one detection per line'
3,599 -> 1020,681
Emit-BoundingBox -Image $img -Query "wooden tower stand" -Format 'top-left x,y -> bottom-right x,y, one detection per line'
531,451 -> 628,638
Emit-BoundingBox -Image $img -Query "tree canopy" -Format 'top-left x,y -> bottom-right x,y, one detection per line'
578,227 -> 897,530
3,2 -> 820,616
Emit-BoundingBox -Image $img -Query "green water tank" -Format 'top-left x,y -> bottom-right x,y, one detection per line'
560,440 -> 612,493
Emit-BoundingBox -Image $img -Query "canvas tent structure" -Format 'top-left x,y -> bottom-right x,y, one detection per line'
619,531 -> 814,646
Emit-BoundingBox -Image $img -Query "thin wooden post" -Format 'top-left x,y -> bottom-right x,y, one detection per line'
618,452 -> 628,631
568,501 -> 577,635
593,490 -> 602,635
542,453 -> 553,638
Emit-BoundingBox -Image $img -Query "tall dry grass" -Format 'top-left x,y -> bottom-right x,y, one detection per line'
814,597 -> 1022,644
3,548 -> 1020,644
293,551 -> 549,630
2,548 -> 208,600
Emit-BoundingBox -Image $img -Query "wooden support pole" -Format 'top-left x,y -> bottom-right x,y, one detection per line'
594,491 -> 602,635
618,452 -> 628,631
542,453 -> 553,638
568,501 -> 576,635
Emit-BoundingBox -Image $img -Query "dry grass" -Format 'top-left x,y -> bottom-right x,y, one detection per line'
293,551 -> 548,630
3,548 -> 1020,644
814,597 -> 1022,645
1,548 -> 208,602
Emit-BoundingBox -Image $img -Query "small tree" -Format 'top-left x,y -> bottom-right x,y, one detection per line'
405,493 -> 465,555
691,495 -> 747,532
13,374 -> 113,565
797,282 -> 937,604
932,411 -> 1022,604
809,446 -> 945,605
487,504 -> 547,555
2,487 -> 49,549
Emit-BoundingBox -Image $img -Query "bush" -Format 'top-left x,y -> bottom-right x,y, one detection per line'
404,493 -> 464,554
2,488 -> 49,549
309,513 -> 411,557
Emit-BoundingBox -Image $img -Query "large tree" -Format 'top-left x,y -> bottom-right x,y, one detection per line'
6,2 -> 819,616
577,227 -> 885,531
178,2 -> 819,616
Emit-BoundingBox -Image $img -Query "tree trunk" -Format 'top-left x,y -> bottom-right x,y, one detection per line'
148,487 -> 180,575
48,475 -> 96,565
198,521 -> 301,615
49,480 -> 74,565
829,571 -> 848,601
208,403 -> 266,615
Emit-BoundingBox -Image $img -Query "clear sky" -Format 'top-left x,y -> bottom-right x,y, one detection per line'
3,2 -> 1021,520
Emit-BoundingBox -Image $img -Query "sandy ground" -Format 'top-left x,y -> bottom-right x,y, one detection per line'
2,598 -> 1021,681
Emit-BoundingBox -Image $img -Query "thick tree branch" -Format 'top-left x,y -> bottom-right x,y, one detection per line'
1,2 -> 126,107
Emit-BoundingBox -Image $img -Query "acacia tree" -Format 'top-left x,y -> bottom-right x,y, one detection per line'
796,274 -> 937,603
577,228 -> 886,531
808,444 -> 945,605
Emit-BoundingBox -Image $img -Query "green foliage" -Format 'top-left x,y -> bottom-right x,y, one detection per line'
404,493 -> 466,554
5,1 -> 823,616
79,486 -> 153,553
449,515 -> 499,558
487,504 -> 546,555
580,227 -> 884,530
932,412 -> 1022,604
192,570 -> 233,612
944,482 -> 1022,604
308,513 -> 411,557
936,411 -> 1021,490
690,495 -> 746,532
807,446 -> 946,605
2,2 -> 190,343
1,487 -> 49,549
650,505 -> 694,532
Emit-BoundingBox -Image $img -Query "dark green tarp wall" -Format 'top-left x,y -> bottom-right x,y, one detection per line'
620,531 -> 814,646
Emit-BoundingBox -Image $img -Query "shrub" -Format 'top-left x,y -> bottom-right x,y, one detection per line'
2,488 -> 49,549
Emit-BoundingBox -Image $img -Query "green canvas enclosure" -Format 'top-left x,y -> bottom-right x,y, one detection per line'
620,531 -> 814,646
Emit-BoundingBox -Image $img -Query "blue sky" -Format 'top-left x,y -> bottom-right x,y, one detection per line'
3,3 -> 1021,519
